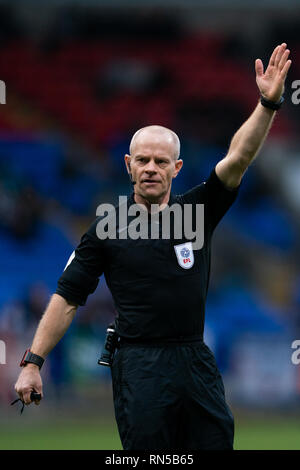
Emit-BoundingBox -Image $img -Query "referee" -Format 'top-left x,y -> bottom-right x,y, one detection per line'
15,43 -> 291,450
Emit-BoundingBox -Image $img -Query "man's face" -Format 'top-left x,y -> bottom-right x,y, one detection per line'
125,132 -> 183,203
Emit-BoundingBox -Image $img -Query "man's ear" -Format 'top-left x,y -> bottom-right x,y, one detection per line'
173,159 -> 183,178
124,154 -> 131,174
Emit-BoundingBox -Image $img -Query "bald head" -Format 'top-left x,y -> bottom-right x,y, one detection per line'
129,125 -> 180,160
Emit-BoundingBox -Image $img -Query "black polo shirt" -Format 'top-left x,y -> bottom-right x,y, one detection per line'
56,168 -> 240,340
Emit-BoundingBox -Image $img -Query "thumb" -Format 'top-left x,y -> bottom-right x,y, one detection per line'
255,58 -> 264,77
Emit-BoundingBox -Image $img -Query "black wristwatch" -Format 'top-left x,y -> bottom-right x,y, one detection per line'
260,95 -> 284,110
20,349 -> 44,370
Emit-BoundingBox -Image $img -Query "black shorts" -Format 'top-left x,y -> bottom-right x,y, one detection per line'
111,339 -> 234,450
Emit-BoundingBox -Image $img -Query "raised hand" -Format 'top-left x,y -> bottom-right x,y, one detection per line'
255,43 -> 291,103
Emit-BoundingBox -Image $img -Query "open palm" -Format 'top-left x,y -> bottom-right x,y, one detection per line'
256,43 -> 291,103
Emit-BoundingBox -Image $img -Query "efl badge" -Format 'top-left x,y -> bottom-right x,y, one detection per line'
174,242 -> 194,269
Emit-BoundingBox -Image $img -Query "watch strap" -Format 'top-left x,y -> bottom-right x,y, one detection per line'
260,95 -> 284,110
20,349 -> 44,369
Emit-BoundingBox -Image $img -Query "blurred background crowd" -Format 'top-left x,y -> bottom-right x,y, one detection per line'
0,1 -> 300,419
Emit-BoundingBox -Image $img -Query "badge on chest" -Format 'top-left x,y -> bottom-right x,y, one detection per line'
174,242 -> 194,269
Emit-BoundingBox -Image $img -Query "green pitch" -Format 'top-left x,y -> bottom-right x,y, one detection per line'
234,416 -> 300,450
0,415 -> 299,450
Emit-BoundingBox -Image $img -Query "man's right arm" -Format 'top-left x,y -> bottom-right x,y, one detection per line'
14,293 -> 77,405
15,217 -> 105,405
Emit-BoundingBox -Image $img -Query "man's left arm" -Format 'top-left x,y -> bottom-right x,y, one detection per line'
216,42 -> 292,189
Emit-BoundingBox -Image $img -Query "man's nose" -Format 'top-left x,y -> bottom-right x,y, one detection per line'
144,160 -> 157,173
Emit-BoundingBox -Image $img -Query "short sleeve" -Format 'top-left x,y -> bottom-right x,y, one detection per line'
55,218 -> 105,306
180,167 -> 240,234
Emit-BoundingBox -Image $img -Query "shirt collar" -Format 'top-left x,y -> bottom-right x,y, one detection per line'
128,191 -> 177,208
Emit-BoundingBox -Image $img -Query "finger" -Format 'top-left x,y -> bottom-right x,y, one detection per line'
275,43 -> 287,67
15,385 -> 24,403
269,45 -> 280,67
255,58 -> 264,77
278,49 -> 290,70
23,390 -> 33,405
280,59 -> 292,78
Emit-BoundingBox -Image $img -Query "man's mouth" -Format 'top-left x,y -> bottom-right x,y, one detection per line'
142,179 -> 160,184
